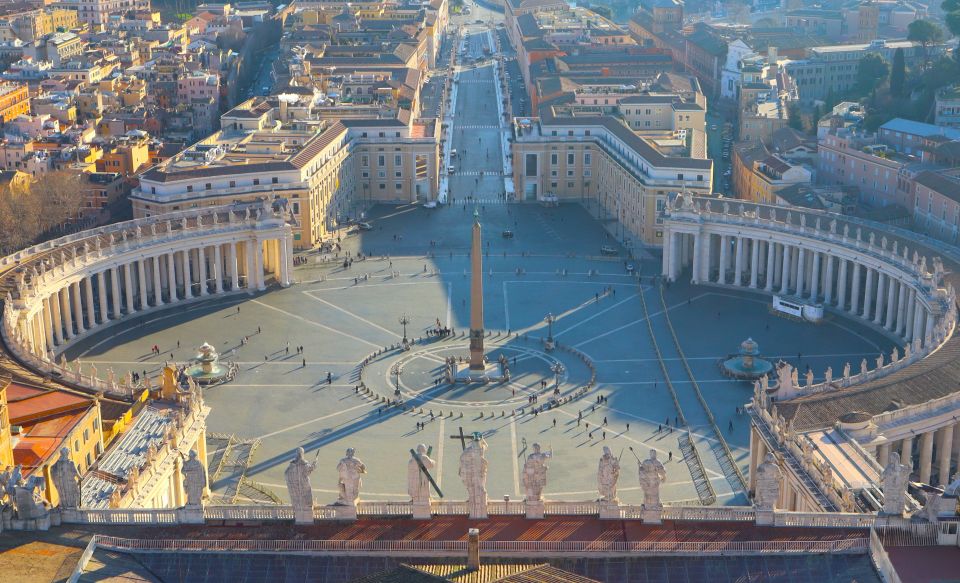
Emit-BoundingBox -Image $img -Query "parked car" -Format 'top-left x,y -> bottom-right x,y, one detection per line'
357,222 -> 373,231
601,245 -> 618,256
502,230 -> 514,238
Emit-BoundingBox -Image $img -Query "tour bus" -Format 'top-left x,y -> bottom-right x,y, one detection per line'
773,295 -> 824,323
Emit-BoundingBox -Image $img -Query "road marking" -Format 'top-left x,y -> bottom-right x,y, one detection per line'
251,299 -> 382,349
573,293 -> 710,349
502,280 -> 510,331
554,292 -> 639,339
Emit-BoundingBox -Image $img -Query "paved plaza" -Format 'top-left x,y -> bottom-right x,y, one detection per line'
63,202 -> 894,507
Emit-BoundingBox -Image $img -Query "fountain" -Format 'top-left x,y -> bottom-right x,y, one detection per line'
183,342 -> 234,385
720,338 -> 773,380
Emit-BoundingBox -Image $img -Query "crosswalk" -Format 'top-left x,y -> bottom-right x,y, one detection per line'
454,124 -> 500,129
447,197 -> 511,204
451,171 -> 506,176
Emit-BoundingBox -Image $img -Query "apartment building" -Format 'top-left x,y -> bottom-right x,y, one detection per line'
133,99 -> 439,249
935,85 -> 960,129
511,115 -> 712,246
0,82 -> 29,122
911,170 -> 960,244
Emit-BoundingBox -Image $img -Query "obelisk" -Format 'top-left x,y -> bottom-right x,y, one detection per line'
469,209 -> 485,370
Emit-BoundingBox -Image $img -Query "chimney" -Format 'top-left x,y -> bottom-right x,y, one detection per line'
467,528 -> 480,570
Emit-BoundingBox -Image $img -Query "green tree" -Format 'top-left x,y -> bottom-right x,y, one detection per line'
890,48 -> 906,97
787,102 -> 803,131
943,0 -> 960,39
907,19 -> 943,68
856,54 -> 889,96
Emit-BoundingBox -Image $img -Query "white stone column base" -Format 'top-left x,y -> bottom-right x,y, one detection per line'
525,500 -> 545,519
641,505 -> 662,524
755,509 -> 774,525
469,499 -> 488,520
178,506 -> 205,524
598,501 -> 621,519
412,501 -> 432,520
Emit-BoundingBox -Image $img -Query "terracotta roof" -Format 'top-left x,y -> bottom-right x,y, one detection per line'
7,383 -> 92,425
355,563 -> 600,583
913,170 -> 960,205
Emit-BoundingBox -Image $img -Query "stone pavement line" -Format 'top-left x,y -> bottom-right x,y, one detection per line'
302,291 -> 402,339
502,280 -> 642,336
250,299 -> 382,349
554,292 -> 640,339
502,280 -> 511,331
253,402 -> 371,441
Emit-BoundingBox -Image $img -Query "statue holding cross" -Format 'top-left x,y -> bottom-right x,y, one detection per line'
408,444 -> 438,504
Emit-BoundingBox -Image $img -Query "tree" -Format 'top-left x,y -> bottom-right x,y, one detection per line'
907,19 -> 943,68
890,48 -> 906,97
856,54 -> 889,96
787,102 -> 803,131
0,171 -> 83,254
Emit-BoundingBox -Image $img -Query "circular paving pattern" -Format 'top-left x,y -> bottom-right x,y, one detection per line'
360,335 -> 594,409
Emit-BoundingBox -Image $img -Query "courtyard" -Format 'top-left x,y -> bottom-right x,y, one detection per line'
63,202 -> 895,507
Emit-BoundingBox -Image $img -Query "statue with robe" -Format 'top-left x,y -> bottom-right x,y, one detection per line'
407,444 -> 435,505
597,446 -> 620,502
51,447 -> 81,509
521,443 -> 551,502
638,450 -> 667,508
336,447 -> 366,506
182,449 -> 206,508
285,447 -> 317,512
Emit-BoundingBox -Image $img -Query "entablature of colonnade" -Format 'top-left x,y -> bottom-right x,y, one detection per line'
0,201 -> 296,399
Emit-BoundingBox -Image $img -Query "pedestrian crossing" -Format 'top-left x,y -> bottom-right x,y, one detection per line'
455,124 -> 500,129
451,171 -> 506,176
447,197 -> 511,204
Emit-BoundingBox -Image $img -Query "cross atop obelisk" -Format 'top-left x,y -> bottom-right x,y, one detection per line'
469,208 -> 485,370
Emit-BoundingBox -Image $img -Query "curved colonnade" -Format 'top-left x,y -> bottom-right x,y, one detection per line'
0,202 -> 295,400
661,194 -> 960,498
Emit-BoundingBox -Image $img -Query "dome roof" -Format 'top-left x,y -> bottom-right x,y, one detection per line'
838,411 -> 873,424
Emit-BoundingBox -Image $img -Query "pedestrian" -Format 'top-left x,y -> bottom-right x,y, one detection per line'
626,423 -> 630,431
237,306 -> 241,314
258,326 -> 261,334
177,340 -> 180,348
553,418 -> 556,428
729,420 -> 733,432
668,451 -> 673,461
327,372 -> 333,385
658,424 -> 661,432
302,358 -> 306,368
602,431 -> 605,440
603,416 -> 607,426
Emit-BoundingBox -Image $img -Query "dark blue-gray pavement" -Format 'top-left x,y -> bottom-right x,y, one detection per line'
63,203 -> 893,507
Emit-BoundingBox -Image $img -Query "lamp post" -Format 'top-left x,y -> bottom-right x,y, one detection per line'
399,314 -> 411,344
551,361 -> 564,391
544,313 -> 556,344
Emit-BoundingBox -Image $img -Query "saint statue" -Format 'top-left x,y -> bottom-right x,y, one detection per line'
407,444 -> 435,505
597,446 -> 620,502
459,437 -> 488,514
51,447 -> 81,509
285,447 -> 317,512
521,443 -> 552,502
754,453 -> 781,511
638,450 -> 667,508
336,448 -> 366,506
881,452 -> 911,515
182,450 -> 207,508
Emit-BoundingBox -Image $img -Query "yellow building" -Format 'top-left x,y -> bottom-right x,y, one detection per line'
0,83 -> 30,123
0,379 -> 14,470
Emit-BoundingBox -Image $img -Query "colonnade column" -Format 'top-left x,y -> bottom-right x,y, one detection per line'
919,431 -> 934,484
213,244 -> 224,293
83,277 -> 96,329
50,291 -> 63,344
166,253 -> 178,302
810,251 -> 821,301
849,262 -> 860,314
905,289 -> 917,341
71,282 -> 84,333
138,260 -> 148,310
245,240 -> 257,291
764,241 -> 775,291
749,238 -> 760,288
780,244 -> 791,294
181,250 -> 193,300
862,268 -> 874,319
896,282 -> 908,336
938,425 -> 954,486
111,266 -> 122,319
837,259 -> 848,308
912,298 -> 925,345
198,247 -> 208,296
229,243 -> 240,290
97,271 -> 108,324
152,257 -> 164,306
901,436 -> 914,471
873,272 -> 886,326
718,235 -> 728,285
124,263 -> 135,314
878,442 -> 891,467
824,255 -> 835,305
59,284 -> 72,339
42,297 -> 54,350
795,248 -> 806,297
255,240 -> 266,291
885,277 -> 898,331
281,236 -> 293,287
734,236 -> 744,286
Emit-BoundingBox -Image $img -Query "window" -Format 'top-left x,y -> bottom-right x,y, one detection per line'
677,174 -> 684,180
550,182 -> 558,188
567,153 -> 574,165
361,155 -> 369,167
253,179 -> 260,186
379,183 -> 386,190
567,181 -> 574,188
229,180 -> 236,188
83,428 -> 89,441
74,439 -> 79,451
395,171 -> 402,178
272,177 -> 279,184
525,154 -> 538,177
187,185 -> 193,192
551,153 -> 558,165
395,155 -> 402,166
584,153 -> 591,166
205,183 -> 211,190
378,155 -> 385,166
697,175 -> 703,181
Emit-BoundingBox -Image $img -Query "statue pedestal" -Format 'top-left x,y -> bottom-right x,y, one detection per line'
293,507 -> 315,525
412,501 -> 432,520
755,508 -> 774,526
598,501 -> 621,520
525,499 -> 544,519
468,499 -> 488,520
178,506 -> 205,524
333,504 -> 358,521
641,505 -> 662,525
